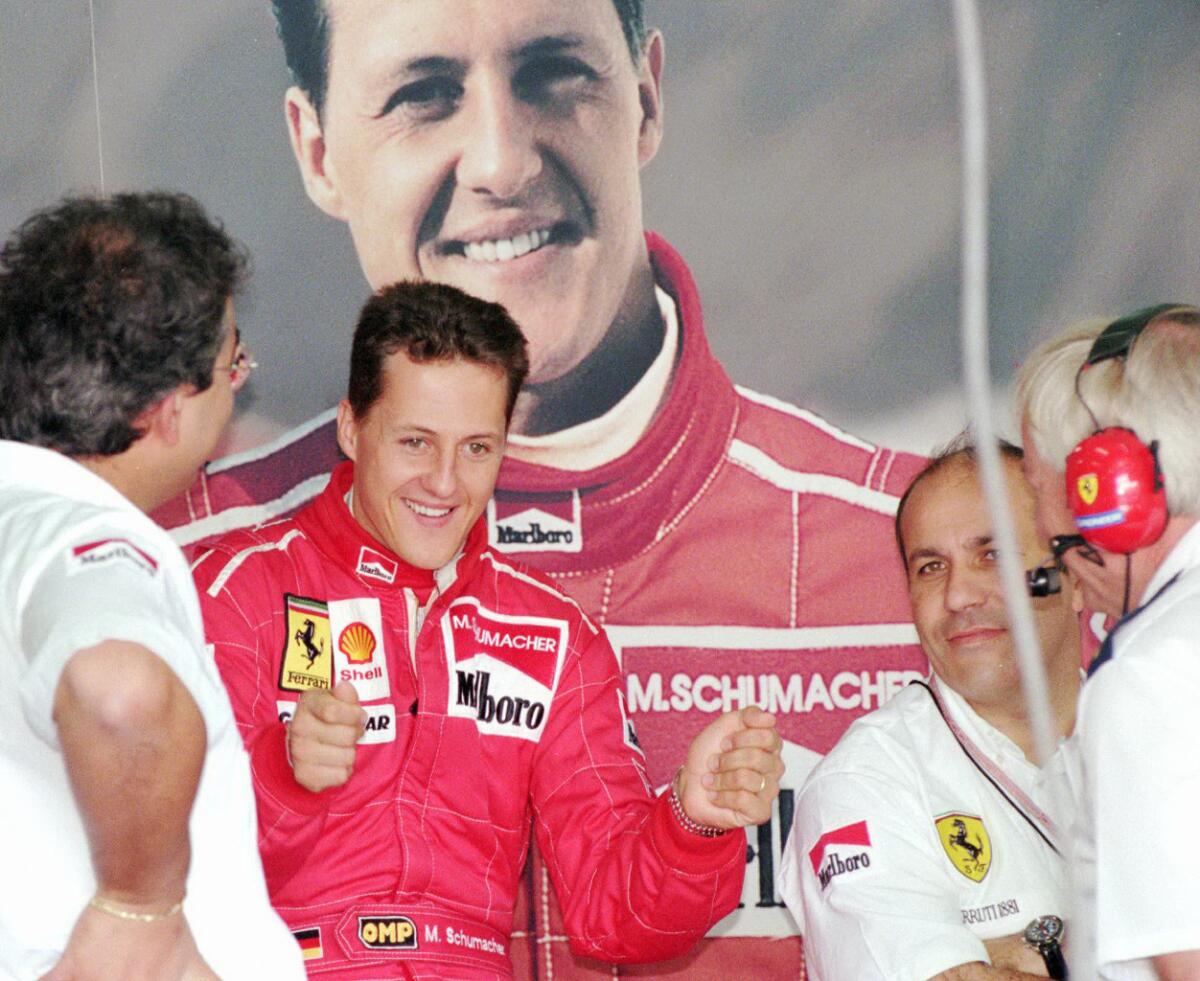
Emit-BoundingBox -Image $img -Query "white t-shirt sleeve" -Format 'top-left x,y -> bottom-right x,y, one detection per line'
1085,632 -> 1200,972
16,525 -> 205,747
781,765 -> 989,981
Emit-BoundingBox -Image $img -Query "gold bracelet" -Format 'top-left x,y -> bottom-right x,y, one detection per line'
88,894 -> 184,923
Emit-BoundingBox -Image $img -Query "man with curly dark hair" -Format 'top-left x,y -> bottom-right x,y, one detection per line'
0,192 -> 304,980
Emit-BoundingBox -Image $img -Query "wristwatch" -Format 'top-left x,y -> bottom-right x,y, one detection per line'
1023,915 -> 1067,980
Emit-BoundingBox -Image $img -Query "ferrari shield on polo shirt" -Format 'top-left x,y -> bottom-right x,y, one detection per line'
277,594 -> 397,744
935,813 -> 992,883
442,597 -> 567,742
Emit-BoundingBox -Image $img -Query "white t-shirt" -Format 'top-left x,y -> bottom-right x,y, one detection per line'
779,678 -> 1069,981
0,441 -> 304,981
1068,521 -> 1200,980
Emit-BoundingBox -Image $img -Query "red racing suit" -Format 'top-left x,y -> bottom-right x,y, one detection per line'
191,462 -> 745,979
164,235 -> 928,979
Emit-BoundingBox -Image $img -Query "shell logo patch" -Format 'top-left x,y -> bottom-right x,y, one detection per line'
339,621 -> 377,665
279,594 -> 333,692
936,813 -> 991,882
1076,473 -> 1100,506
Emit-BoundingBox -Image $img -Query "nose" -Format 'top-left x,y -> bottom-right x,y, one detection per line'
421,447 -> 459,500
455,73 -> 542,199
943,563 -> 989,613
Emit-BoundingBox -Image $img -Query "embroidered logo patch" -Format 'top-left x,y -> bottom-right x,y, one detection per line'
356,546 -> 397,584
339,621 -> 377,665
276,699 -> 396,745
808,820 -> 874,891
358,916 -> 417,950
279,594 -> 333,692
442,598 -> 566,742
329,598 -> 391,701
936,813 -> 991,882
487,493 -> 583,554
1076,473 -> 1099,506
67,538 -> 158,577
293,927 -> 323,961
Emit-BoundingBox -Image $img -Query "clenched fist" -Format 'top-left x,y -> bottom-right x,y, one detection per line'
287,681 -> 367,793
676,706 -> 784,830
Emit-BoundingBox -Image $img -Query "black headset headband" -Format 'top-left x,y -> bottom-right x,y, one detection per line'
1085,303 -> 1184,367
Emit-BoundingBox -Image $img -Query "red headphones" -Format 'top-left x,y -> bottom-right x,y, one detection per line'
1064,304 -> 1178,554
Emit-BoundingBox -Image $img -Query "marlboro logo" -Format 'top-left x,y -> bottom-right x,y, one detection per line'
808,820 -> 874,891
68,538 -> 158,577
356,546 -> 397,584
487,493 -> 582,554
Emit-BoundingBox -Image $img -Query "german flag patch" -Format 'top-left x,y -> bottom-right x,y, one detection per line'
293,926 -> 323,961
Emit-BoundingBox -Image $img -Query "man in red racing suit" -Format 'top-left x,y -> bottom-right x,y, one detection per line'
161,235 -> 927,978
192,282 -> 782,978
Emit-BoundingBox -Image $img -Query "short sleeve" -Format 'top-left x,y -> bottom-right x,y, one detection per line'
17,527 -> 203,746
781,762 -> 989,981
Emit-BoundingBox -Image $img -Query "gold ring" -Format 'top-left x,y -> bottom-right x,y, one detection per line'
757,774 -> 767,794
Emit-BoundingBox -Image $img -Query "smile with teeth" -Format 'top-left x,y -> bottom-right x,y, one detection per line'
462,228 -> 552,263
406,500 -> 453,519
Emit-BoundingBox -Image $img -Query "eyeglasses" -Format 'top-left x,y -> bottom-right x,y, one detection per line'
215,345 -> 258,391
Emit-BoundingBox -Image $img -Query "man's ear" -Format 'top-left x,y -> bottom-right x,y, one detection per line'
335,399 -> 359,462
285,85 -> 347,220
135,389 -> 187,448
1069,571 -> 1085,614
636,30 -> 665,169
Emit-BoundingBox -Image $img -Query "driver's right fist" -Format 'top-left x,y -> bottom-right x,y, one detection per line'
287,681 -> 367,793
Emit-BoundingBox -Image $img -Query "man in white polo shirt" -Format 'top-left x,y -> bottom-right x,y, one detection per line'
0,193 -> 303,980
1017,303 -> 1200,980
779,439 -> 1082,980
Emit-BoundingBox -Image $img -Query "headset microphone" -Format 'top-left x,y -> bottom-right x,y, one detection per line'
1025,562 -> 1061,598
1024,535 -> 1094,598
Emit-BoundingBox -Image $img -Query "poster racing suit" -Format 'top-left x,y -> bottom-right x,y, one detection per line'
163,236 -> 928,978
192,462 -> 745,978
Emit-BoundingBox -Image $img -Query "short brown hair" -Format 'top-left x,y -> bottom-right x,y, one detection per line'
347,281 -> 530,424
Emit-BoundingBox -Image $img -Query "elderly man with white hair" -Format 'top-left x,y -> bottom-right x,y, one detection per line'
1016,303 -> 1200,981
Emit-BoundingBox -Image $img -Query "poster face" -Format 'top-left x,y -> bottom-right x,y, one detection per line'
6,2 -> 1199,455
5,1 -> 1198,976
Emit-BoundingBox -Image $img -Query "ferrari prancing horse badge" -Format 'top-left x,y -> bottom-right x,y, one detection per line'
935,813 -> 991,882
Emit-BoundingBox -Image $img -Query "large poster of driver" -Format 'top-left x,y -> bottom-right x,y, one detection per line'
6,1 -> 1199,977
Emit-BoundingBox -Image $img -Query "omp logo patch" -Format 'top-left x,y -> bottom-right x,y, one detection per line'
67,538 -> 158,577
808,820 -> 874,891
356,546 -> 397,584
339,621 -> 377,664
293,927 -> 323,961
1076,473 -> 1099,506
358,916 -> 417,949
487,493 -> 582,554
442,598 -> 566,742
279,594 -> 332,692
936,813 -> 991,883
